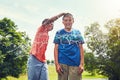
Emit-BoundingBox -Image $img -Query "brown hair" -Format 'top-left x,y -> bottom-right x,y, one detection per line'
62,13 -> 74,20
42,18 -> 49,24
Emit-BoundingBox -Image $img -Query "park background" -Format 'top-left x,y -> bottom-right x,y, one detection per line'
0,0 -> 120,80
0,0 -> 120,60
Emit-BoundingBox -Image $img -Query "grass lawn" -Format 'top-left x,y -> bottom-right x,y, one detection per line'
5,65 -> 106,80
49,65 -> 106,80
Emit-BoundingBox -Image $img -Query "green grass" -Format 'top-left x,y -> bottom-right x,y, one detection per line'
82,71 -> 106,78
6,74 -> 27,80
49,65 -> 57,80
49,65 -> 106,79
5,65 -> 106,80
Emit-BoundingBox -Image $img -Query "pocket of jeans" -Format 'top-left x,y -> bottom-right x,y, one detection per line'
43,64 -> 48,71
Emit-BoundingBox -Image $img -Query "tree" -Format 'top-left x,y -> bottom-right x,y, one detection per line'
47,60 -> 50,64
103,19 -> 120,80
84,19 -> 120,80
0,18 -> 31,79
84,52 -> 97,75
51,60 -> 54,64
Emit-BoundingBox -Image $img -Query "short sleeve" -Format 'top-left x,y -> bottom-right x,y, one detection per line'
53,31 -> 60,44
77,31 -> 84,44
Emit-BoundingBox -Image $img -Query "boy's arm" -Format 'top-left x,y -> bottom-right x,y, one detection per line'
78,44 -> 84,74
80,44 -> 84,66
54,44 -> 59,65
42,13 -> 66,26
54,44 -> 63,75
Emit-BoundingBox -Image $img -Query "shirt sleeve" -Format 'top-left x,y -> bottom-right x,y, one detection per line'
53,31 -> 60,44
77,30 -> 85,44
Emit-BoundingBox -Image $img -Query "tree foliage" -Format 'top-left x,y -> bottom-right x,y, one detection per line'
51,60 -> 54,64
84,19 -> 120,80
84,52 -> 97,75
0,18 -> 31,79
47,60 -> 50,64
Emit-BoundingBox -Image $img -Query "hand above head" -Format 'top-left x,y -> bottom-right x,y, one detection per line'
42,12 -> 67,26
58,12 -> 67,17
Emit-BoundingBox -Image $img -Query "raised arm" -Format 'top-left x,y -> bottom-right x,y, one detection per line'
42,13 -> 66,26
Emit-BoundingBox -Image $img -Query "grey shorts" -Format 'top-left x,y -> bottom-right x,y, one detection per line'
58,63 -> 82,80
27,54 -> 48,80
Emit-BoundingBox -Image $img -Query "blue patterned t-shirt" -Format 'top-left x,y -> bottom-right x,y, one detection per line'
53,29 -> 84,66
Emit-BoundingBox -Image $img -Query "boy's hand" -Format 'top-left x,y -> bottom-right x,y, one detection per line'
78,65 -> 84,74
55,64 -> 64,75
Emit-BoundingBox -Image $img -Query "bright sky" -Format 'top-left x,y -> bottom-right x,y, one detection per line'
0,0 -> 120,60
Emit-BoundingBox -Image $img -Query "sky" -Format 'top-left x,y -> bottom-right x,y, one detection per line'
0,0 -> 120,60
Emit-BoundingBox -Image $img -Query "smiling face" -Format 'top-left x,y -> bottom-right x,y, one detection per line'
42,19 -> 54,31
62,13 -> 74,31
47,22 -> 54,31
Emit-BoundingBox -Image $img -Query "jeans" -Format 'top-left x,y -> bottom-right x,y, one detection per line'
27,54 -> 48,80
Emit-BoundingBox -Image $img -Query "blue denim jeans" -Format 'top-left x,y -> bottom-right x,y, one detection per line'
27,54 -> 48,80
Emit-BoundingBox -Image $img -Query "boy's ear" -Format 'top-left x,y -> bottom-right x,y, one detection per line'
72,19 -> 74,23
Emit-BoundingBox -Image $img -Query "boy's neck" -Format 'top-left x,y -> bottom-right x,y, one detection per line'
64,28 -> 72,32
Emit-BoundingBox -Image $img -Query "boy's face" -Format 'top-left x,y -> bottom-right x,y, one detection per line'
47,22 -> 53,31
62,16 -> 74,30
